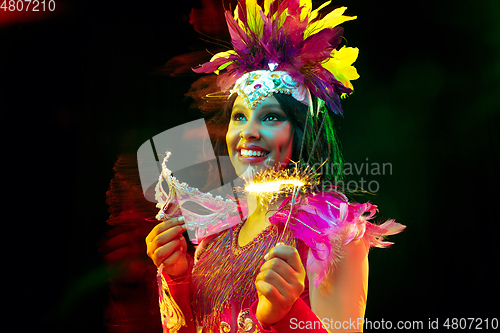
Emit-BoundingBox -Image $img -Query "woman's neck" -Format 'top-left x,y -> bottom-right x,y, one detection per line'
238,192 -> 283,247
246,192 -> 282,219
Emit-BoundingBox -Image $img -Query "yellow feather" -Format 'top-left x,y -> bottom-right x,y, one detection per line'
319,6 -> 348,24
210,50 -> 237,75
264,0 -> 272,15
233,4 -> 246,33
308,0 -> 331,22
210,50 -> 237,62
332,46 -> 359,67
340,66 -> 360,81
300,0 -> 312,21
246,0 -> 264,37
305,7 -> 356,36
322,47 -> 360,88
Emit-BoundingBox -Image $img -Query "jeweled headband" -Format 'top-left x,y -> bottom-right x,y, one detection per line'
193,0 -> 360,115
231,68 -> 311,109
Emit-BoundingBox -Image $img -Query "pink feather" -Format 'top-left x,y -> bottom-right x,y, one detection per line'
269,192 -> 406,287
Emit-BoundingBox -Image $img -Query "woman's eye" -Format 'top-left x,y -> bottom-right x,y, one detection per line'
263,114 -> 280,122
232,113 -> 246,121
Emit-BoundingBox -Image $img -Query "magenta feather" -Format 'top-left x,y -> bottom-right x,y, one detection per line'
224,10 -> 249,54
269,192 -> 406,287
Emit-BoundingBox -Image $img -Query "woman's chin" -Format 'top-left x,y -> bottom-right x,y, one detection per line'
235,165 -> 259,179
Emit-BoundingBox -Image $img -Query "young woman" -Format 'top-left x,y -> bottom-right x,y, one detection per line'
145,1 -> 405,332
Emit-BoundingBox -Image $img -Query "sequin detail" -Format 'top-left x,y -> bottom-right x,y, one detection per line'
220,322 -> 231,332
192,223 -> 295,332
237,310 -> 256,332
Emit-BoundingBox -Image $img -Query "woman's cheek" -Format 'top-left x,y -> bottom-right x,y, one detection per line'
226,126 -> 237,154
278,126 -> 293,161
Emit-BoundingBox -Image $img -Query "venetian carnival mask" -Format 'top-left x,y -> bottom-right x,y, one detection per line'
155,151 -> 245,243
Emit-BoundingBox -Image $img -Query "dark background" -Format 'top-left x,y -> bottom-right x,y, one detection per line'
2,0 -> 499,332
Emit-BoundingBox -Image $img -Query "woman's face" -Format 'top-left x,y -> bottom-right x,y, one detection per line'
226,95 -> 293,177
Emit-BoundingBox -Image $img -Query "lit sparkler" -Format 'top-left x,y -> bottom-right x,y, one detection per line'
243,162 -> 320,241
244,163 -> 318,201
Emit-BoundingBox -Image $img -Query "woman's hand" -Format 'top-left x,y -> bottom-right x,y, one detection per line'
145,216 -> 188,279
255,243 -> 306,328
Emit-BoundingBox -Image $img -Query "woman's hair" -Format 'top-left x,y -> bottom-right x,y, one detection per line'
202,93 -> 344,191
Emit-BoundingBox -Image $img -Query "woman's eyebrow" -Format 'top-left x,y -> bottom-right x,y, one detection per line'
261,103 -> 281,108
231,105 -> 247,112
232,103 -> 285,114
258,104 -> 285,112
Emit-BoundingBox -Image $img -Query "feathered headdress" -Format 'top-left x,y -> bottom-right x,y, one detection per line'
193,0 -> 360,115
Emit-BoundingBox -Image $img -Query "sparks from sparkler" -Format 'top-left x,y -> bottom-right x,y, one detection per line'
245,179 -> 304,193
243,162 -> 320,242
243,162 -> 317,202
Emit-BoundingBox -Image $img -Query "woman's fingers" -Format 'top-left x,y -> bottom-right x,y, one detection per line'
256,243 -> 305,302
145,216 -> 187,266
151,235 -> 184,267
146,216 -> 185,245
157,236 -> 185,266
146,216 -> 186,248
265,244 -> 305,276
256,279 -> 285,304
144,215 -> 189,277
259,257 -> 298,286
151,223 -> 186,250
256,263 -> 293,298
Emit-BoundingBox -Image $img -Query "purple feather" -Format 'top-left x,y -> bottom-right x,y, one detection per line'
225,10 -> 248,54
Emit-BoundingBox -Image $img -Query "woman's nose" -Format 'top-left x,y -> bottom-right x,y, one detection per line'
240,119 -> 260,140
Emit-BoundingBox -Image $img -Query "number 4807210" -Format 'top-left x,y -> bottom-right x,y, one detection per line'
1,0 -> 56,11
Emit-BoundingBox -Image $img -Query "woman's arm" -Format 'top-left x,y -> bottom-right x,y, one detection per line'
310,239 -> 369,332
158,258 -> 197,333
146,215 -> 196,332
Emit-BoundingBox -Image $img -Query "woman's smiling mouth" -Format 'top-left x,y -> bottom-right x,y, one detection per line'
239,149 -> 270,157
237,145 -> 270,163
